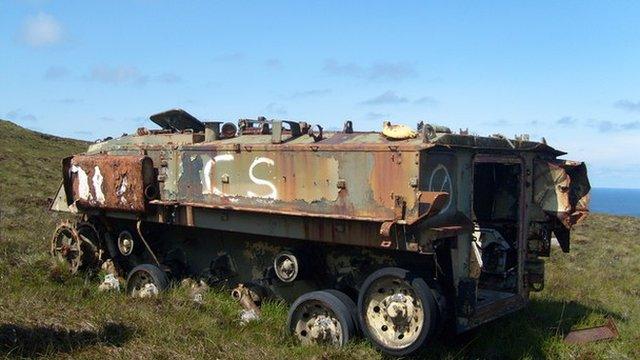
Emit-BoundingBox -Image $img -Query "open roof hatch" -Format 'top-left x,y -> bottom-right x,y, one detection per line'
150,108 -> 205,132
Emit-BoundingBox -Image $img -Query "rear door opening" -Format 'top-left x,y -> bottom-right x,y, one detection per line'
471,156 -> 523,307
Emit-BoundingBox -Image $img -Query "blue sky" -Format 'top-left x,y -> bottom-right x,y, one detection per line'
2,1 -> 640,188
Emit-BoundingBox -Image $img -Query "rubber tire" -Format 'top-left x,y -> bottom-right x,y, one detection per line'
125,264 -> 169,295
357,267 -> 438,357
287,290 -> 357,346
325,289 -> 359,333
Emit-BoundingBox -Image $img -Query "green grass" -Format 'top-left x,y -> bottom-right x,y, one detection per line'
0,119 -> 638,359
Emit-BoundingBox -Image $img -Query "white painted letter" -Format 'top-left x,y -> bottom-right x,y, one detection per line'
203,154 -> 234,195
71,165 -> 91,201
92,166 -> 105,204
247,157 -> 277,199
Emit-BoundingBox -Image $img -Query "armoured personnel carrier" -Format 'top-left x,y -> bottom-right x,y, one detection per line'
50,109 -> 590,356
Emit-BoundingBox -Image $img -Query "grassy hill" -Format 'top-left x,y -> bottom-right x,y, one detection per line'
0,119 -> 638,359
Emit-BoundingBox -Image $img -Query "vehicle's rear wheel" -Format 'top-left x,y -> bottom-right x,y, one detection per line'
51,222 -> 83,273
126,264 -> 169,297
76,221 -> 101,270
288,290 -> 356,347
357,267 -> 438,356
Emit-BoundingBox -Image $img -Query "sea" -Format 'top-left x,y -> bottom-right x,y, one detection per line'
590,188 -> 640,217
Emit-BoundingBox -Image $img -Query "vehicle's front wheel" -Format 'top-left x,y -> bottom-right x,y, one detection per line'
357,267 -> 438,356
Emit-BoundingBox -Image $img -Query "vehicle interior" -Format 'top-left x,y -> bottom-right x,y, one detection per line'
471,159 -> 523,307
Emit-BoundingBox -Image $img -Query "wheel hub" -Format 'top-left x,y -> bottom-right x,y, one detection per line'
274,252 -> 299,282
51,222 -> 84,273
308,315 -> 338,342
363,276 -> 425,349
280,258 -> 295,276
117,230 -> 134,256
60,243 -> 72,258
291,300 -> 343,346
384,293 -> 415,325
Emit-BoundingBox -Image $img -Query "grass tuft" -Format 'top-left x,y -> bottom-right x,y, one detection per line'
48,258 -> 71,284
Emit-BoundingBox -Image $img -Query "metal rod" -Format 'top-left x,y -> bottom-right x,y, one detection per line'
136,219 -> 161,267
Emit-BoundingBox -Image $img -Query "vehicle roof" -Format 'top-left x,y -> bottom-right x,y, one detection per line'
88,128 -> 564,156
98,108 -> 562,155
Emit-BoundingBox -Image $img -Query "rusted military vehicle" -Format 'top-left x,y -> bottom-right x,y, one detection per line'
50,109 -> 590,356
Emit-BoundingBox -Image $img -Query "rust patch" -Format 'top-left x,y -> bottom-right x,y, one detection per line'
369,151 -> 419,215
63,155 -> 154,212
185,150 -> 340,203
564,318 -> 619,344
533,160 -> 591,228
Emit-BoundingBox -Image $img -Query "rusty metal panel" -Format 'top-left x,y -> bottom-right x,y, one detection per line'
533,160 -> 591,228
50,183 -> 76,213
466,293 -> 525,328
166,147 -> 420,223
179,206 -> 393,249
63,155 -> 155,212
564,318 -> 619,344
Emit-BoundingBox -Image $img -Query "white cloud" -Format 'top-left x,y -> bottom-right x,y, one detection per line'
360,91 -> 409,105
413,96 -> 438,106
323,60 -> 418,81
264,58 -> 282,69
614,99 -> 640,112
264,103 -> 287,116
359,91 -> 438,106
88,65 -> 147,85
212,52 -> 245,62
86,66 -> 183,86
43,66 -> 69,80
5,109 -> 37,123
19,12 -> 64,48
365,112 -> 389,120
155,72 -> 182,84
290,89 -> 331,98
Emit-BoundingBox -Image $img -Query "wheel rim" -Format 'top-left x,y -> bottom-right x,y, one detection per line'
117,231 -> 134,256
362,276 -> 425,350
274,252 -> 299,282
291,300 -> 343,346
51,224 -> 83,273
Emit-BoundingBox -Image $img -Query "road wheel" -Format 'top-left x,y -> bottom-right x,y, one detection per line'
288,290 -> 356,347
357,267 -> 438,356
126,264 -> 169,297
104,229 -> 139,275
76,221 -> 101,270
325,289 -> 358,332
51,222 -> 83,273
